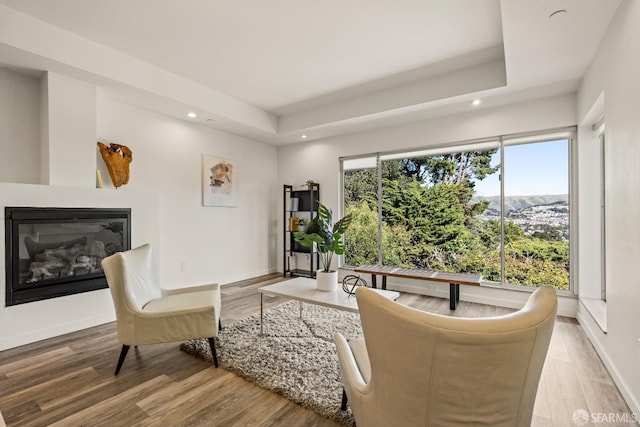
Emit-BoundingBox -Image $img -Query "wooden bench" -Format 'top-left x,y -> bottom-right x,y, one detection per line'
354,265 -> 482,310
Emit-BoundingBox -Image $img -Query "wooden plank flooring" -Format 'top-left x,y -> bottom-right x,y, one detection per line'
0,274 -> 633,426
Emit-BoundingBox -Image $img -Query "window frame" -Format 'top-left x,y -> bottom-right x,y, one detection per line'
594,118 -> 606,301
340,127 -> 576,295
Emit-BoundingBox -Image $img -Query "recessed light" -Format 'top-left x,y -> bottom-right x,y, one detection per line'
470,99 -> 482,107
187,112 -> 197,118
301,134 -> 308,139
549,9 -> 567,19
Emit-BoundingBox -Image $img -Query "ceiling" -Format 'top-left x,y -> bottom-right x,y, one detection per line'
0,0 -> 621,144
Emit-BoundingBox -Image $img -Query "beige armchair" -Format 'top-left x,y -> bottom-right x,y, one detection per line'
335,286 -> 557,427
101,244 -> 221,375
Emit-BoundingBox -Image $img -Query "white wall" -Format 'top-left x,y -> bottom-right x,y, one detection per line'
0,183 -> 160,350
44,72 -> 97,187
279,93 -> 576,213
0,73 -> 278,349
96,97 -> 279,287
0,68 -> 40,184
576,92 -> 604,301
576,0 -> 640,415
278,93 -> 578,316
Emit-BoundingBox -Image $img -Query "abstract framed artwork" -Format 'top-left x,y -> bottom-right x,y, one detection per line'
202,155 -> 237,207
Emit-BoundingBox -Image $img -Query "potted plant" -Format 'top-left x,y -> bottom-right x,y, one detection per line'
294,202 -> 352,291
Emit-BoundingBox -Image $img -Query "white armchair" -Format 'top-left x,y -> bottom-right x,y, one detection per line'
101,244 -> 222,375
335,286 -> 557,427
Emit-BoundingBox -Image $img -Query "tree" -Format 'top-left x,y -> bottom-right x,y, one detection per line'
400,150 -> 498,187
344,168 -> 377,207
418,183 -> 465,245
342,149 -> 570,291
379,180 -> 470,270
392,150 -> 498,222
344,202 -> 411,268
344,202 -> 378,266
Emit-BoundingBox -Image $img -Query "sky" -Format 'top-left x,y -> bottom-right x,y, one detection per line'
473,139 -> 569,197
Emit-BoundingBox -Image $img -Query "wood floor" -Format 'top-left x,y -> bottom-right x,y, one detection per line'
0,274 -> 633,426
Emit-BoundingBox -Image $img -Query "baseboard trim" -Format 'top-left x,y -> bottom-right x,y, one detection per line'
576,306 -> 640,418
378,279 -> 577,318
219,267 -> 277,287
0,313 -> 115,351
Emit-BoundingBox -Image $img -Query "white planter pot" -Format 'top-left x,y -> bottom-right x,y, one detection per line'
316,270 -> 338,292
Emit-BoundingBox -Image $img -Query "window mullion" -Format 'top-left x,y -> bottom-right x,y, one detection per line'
499,137 -> 505,285
377,154 -> 383,265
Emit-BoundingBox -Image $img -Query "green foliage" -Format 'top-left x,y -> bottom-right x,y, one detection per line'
469,218 -> 500,248
398,150 -> 499,186
344,202 -> 378,266
294,202 -> 353,272
344,169 -> 377,208
504,221 -> 526,243
342,149 -> 570,291
344,202 -> 412,267
505,237 -> 568,263
419,183 -> 465,245
382,225 -> 413,267
504,258 -> 569,290
531,224 -> 565,241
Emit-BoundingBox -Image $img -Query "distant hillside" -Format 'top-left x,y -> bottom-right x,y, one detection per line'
471,195 -> 568,214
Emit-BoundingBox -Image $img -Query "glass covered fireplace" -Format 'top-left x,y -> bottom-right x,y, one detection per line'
5,207 -> 131,306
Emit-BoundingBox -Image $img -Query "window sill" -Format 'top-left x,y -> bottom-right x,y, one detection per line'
480,280 -> 576,298
580,297 -> 607,333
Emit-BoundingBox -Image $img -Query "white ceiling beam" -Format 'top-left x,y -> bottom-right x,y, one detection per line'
279,59 -> 506,135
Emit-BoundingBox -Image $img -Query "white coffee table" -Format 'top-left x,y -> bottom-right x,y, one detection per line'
258,277 -> 400,335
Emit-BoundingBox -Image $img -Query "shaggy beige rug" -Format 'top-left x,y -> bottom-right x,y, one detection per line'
181,301 -> 363,426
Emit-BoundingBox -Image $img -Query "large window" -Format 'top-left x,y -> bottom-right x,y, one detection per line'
342,130 -> 573,291
344,157 -> 379,266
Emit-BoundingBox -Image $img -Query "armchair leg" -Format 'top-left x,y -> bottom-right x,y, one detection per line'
219,318 -> 222,331
114,345 -> 130,375
208,337 -> 219,368
341,388 -> 348,410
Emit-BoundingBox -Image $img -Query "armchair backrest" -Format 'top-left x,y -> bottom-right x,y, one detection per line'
356,285 -> 557,427
102,244 -> 161,342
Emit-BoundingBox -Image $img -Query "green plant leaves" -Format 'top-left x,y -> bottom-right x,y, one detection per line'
293,201 -> 352,272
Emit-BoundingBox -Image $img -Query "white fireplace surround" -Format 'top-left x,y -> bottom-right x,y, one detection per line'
0,183 -> 159,350
0,68 -> 278,351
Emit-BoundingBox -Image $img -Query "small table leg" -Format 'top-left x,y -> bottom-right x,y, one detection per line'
449,283 -> 460,310
260,293 -> 264,335
369,274 -> 387,289
341,388 -> 348,410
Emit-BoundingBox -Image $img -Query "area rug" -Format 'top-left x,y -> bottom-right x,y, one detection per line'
180,301 -> 362,426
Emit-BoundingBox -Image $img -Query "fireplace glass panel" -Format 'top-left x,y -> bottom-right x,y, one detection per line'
5,207 -> 131,306
17,220 -> 125,288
